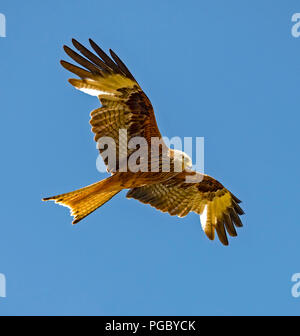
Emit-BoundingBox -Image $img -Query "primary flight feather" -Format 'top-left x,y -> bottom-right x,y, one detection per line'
43,39 -> 244,246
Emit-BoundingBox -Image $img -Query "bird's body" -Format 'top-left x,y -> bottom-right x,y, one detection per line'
43,39 -> 244,245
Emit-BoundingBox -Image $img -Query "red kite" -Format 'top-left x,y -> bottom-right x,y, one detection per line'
43,39 -> 244,245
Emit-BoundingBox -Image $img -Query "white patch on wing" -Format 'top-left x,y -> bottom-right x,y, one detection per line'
200,204 -> 208,231
77,87 -> 114,96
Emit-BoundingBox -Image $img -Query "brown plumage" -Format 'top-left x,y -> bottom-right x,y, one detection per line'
43,39 -> 244,246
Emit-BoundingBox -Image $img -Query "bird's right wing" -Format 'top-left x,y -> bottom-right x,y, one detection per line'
61,39 -> 167,173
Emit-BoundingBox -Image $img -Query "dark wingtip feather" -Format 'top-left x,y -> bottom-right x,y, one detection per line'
71,38 -> 83,52
89,39 -> 120,72
228,207 -> 243,227
63,45 -> 70,53
63,44 -> 103,75
71,39 -> 111,73
60,60 -> 96,79
232,200 -> 245,215
42,196 -> 55,201
224,212 -> 237,237
109,48 -> 135,80
231,193 -> 242,204
216,220 -> 229,246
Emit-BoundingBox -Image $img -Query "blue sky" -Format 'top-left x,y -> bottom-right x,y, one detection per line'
0,0 -> 300,316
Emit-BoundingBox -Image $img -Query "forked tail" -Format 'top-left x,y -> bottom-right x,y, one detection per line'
43,176 -> 121,224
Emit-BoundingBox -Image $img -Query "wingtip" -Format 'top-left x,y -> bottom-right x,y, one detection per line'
71,38 -> 81,49
63,45 -> 73,55
89,38 -> 96,48
72,218 -> 80,225
204,228 -> 215,241
109,48 -> 117,59
231,193 -> 242,204
68,78 -> 81,89
68,78 -> 76,85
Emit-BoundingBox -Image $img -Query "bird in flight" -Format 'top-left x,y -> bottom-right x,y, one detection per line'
43,39 -> 244,245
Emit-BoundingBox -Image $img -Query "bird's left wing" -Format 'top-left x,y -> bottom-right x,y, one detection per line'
126,171 -> 244,245
61,39 -> 167,173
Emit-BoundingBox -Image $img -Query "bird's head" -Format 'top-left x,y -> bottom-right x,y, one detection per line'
172,149 -> 192,170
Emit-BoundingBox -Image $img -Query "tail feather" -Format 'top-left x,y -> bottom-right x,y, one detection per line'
43,179 -> 120,224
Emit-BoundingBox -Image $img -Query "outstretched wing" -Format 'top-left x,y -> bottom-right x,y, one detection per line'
61,39 -> 166,172
126,172 -> 244,246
